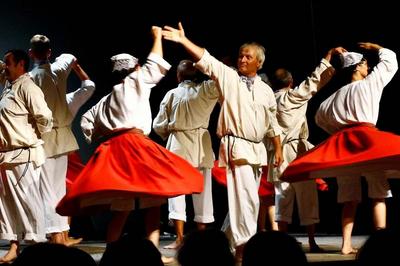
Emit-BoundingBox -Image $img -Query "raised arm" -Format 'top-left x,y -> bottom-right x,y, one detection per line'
150,26 -> 163,57
162,22 -> 205,61
358,42 -> 383,51
67,61 -> 95,118
72,60 -> 90,81
324,46 -> 347,62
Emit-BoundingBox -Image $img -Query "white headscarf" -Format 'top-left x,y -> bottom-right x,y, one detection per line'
340,52 -> 364,68
110,53 -> 138,72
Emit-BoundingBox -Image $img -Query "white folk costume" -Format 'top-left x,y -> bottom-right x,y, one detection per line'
195,50 -> 281,247
30,54 -> 78,234
268,59 -> 335,225
281,48 -> 399,202
153,79 -> 218,223
56,53 -> 204,216
0,73 -> 53,242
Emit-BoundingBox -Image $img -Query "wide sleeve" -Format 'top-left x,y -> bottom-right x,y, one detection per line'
53,53 -> 77,79
363,48 -> 398,93
288,58 -> 334,104
22,83 -> 53,135
153,91 -> 173,140
265,88 -> 282,138
80,103 -> 98,144
66,80 -> 96,118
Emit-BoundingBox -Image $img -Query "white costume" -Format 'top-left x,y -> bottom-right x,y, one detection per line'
195,50 -> 281,247
315,48 -> 398,202
0,73 -> 53,242
30,54 -> 78,234
268,59 -> 335,225
153,79 -> 218,223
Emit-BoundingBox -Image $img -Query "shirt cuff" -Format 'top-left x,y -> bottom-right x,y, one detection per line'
81,80 -> 95,88
148,53 -> 171,71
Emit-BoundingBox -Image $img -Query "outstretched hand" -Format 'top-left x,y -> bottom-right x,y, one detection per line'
162,22 -> 185,43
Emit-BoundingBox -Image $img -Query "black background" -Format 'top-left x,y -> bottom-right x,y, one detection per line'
1,0 -> 400,238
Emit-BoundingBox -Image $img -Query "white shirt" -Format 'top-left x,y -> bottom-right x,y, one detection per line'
0,73 -> 53,165
316,48 -> 398,134
268,59 -> 335,181
153,80 -> 218,168
196,50 -> 281,166
81,53 -> 171,143
30,53 -> 78,157
66,80 -> 96,119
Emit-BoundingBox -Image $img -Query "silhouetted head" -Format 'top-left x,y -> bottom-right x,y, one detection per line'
177,228 -> 235,266
242,231 -> 307,266
99,234 -> 163,266
357,229 -> 400,266
13,242 -> 97,266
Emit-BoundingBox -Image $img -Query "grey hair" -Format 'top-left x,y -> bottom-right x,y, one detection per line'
239,42 -> 266,70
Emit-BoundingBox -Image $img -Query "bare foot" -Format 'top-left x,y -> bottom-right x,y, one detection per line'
163,240 -> 181,249
65,237 -> 83,247
0,250 -> 18,264
341,247 -> 358,255
161,255 -> 176,265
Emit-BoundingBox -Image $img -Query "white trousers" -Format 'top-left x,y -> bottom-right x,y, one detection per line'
40,155 -> 69,234
275,180 -> 319,225
0,163 -> 47,242
168,168 -> 214,223
337,171 -> 392,203
222,164 -> 261,248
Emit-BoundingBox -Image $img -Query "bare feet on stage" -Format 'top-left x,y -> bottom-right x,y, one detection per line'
65,237 -> 83,247
0,242 -> 19,264
161,255 -> 176,264
341,247 -> 358,255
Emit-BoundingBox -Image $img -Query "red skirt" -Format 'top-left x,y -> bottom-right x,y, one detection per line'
66,151 -> 85,191
57,131 -> 204,216
211,160 -> 275,197
281,125 -> 400,182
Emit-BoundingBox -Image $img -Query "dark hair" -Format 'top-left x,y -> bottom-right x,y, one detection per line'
99,234 -> 163,266
242,231 -> 307,266
13,242 -> 97,266
30,34 -> 50,59
271,68 -> 293,90
357,229 -> 400,266
5,49 -> 30,71
177,228 -> 235,266
177,60 -> 198,82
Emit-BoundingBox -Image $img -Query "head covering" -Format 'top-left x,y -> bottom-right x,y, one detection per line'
110,53 -> 138,72
340,52 -> 364,68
